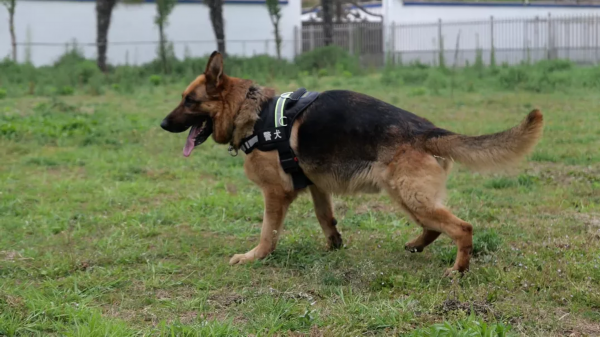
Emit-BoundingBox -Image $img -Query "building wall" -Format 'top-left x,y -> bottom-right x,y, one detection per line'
382,1 -> 600,65
0,0 -> 301,66
301,2 -> 383,22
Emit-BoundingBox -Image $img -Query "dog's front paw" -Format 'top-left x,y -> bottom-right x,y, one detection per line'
404,243 -> 424,253
443,267 -> 468,278
328,232 -> 343,250
229,247 -> 270,265
229,252 -> 256,265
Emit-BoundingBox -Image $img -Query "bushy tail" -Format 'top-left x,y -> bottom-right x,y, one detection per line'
422,110 -> 544,171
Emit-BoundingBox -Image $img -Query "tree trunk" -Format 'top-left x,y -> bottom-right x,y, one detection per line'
206,0 -> 226,55
334,0 -> 343,22
158,21 -> 168,73
321,0 -> 333,46
274,21 -> 281,59
5,0 -> 16,62
96,0 -> 117,72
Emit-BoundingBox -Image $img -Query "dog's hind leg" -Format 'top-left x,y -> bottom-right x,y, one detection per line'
404,228 -> 442,253
383,148 -> 472,275
229,189 -> 298,265
309,185 -> 343,250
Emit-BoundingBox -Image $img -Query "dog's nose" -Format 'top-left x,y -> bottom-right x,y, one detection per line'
160,119 -> 169,131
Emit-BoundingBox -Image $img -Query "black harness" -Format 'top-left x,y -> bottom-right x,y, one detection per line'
239,88 -> 319,190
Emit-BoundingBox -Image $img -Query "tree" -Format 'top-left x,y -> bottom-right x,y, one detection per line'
205,0 -> 226,56
266,0 -> 282,59
96,0 -> 118,72
155,0 -> 177,73
2,0 -> 16,62
96,0 -> 143,72
312,0 -> 384,46
309,0 -> 382,23
321,0 -> 333,46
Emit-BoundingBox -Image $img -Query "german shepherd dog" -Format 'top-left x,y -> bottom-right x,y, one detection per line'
160,52 -> 544,275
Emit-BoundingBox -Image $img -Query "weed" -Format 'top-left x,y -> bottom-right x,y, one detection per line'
1,51 -> 599,336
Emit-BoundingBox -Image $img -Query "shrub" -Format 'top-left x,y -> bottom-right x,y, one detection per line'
498,66 -> 528,89
295,46 -> 361,75
425,70 -> 447,94
149,75 -> 162,86
58,86 -> 75,96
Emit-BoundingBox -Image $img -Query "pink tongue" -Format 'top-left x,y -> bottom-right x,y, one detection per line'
183,125 -> 199,157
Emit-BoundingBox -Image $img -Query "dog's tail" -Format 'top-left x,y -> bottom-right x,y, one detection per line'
422,110 -> 544,171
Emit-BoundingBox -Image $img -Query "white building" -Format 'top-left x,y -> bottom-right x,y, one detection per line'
381,0 -> 600,65
0,0 -> 301,66
301,1 -> 383,22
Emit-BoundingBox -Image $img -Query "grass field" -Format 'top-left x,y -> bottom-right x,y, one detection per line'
1,72 -> 600,336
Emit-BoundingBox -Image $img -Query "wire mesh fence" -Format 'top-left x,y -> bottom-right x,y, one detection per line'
301,22 -> 384,66
389,14 -> 600,66
11,14 -> 600,68
14,39 -> 298,66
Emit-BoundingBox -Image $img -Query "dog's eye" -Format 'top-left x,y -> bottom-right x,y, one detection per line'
184,96 -> 198,107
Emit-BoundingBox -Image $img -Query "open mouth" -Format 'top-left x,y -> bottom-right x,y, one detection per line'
183,118 -> 213,157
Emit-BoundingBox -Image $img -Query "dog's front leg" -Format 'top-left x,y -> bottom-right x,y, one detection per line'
229,190 -> 297,265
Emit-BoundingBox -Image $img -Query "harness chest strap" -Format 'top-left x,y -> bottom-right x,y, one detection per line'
239,88 -> 319,190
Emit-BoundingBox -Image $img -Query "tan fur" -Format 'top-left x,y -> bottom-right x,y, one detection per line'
423,110 -> 544,171
382,147 -> 471,274
183,74 -> 206,97
165,52 -> 544,275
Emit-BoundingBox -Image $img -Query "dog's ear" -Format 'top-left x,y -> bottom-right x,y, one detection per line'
205,51 -> 224,96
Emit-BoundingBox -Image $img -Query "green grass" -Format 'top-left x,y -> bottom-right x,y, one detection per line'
1,69 -> 600,336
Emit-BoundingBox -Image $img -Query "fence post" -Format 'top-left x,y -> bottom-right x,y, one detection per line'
523,20 -> 528,63
438,18 -> 444,67
309,25 -> 315,51
490,16 -> 495,67
293,25 -> 298,58
391,21 -> 396,65
547,12 -> 552,60
265,40 -> 269,55
566,17 -> 570,60
594,15 -> 600,65
349,24 -> 354,55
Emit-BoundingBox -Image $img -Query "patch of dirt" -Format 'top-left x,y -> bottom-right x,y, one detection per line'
354,201 -> 397,215
155,289 -> 171,300
260,287 -> 321,303
0,251 -> 32,262
574,213 -> 600,239
438,299 -> 496,317
179,311 -> 198,324
286,325 -> 324,337
1,294 -> 25,311
527,162 -> 600,186
558,310 -> 600,337
226,184 -> 238,195
207,292 -> 245,308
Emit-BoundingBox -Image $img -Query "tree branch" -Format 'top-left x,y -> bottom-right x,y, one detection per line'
346,1 -> 382,18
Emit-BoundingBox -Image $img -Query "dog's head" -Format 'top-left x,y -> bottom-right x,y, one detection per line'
160,51 -> 231,157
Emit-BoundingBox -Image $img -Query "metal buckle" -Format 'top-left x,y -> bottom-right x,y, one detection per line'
228,145 -> 238,157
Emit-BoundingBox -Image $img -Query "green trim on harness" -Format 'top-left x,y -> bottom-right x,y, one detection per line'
275,92 -> 292,127
239,88 -> 319,190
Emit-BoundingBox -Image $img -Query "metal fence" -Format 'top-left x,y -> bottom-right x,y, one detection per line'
389,14 -> 600,66
12,14 -> 600,67
301,22 -> 384,66
14,39 -> 299,66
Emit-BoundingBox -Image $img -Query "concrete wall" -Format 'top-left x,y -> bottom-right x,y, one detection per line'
382,1 -> 600,65
0,0 -> 301,66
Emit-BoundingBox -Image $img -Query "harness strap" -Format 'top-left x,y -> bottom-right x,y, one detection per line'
275,89 -> 307,128
240,88 -> 316,190
240,135 -> 259,153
